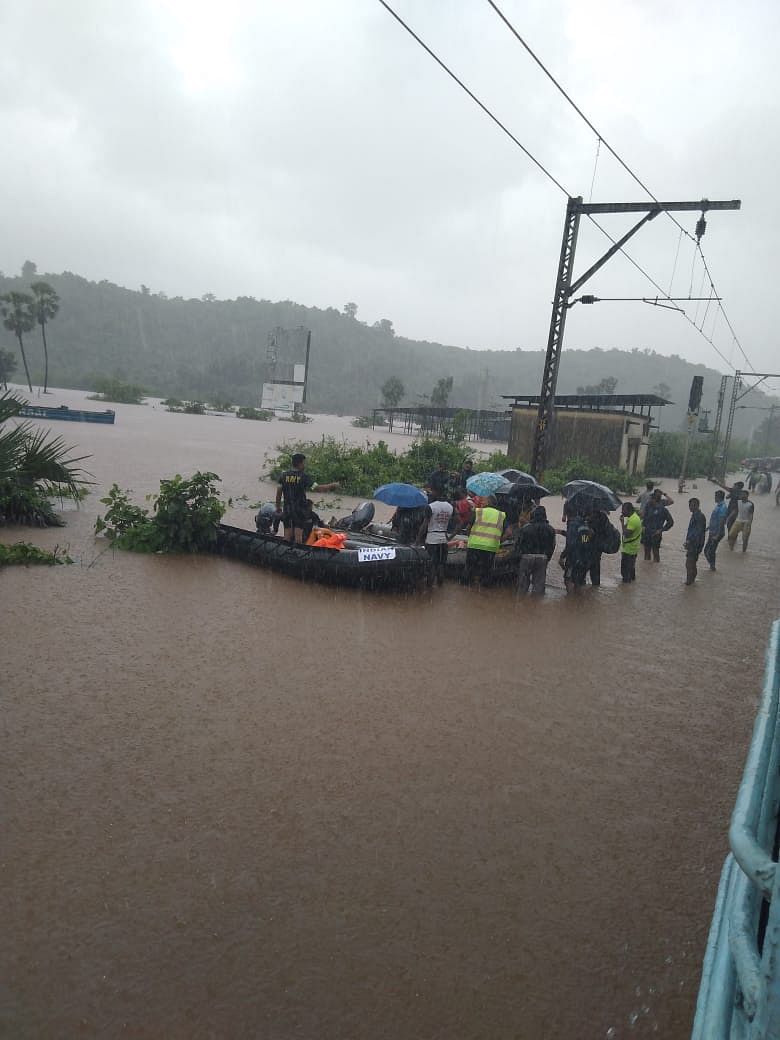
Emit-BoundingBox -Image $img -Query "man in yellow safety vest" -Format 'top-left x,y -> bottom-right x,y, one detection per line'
465,495 -> 507,585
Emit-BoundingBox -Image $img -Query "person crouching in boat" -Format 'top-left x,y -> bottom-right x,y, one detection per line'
275,452 -> 339,543
464,495 -> 506,587
416,487 -> 454,585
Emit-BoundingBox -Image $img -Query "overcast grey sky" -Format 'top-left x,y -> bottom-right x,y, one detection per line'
1,0 -> 778,377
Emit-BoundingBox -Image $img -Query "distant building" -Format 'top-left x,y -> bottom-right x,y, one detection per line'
504,393 -> 670,475
261,327 -> 311,415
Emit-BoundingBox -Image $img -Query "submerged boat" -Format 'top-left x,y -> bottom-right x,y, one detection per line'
212,524 -> 432,590
19,404 -> 116,424
692,619 -> 780,1038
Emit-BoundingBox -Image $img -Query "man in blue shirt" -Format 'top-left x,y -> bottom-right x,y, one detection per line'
703,489 -> 728,571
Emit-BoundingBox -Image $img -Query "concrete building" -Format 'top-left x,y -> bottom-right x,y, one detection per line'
505,393 -> 669,475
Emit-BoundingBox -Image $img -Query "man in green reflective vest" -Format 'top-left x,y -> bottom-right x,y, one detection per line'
465,495 -> 507,586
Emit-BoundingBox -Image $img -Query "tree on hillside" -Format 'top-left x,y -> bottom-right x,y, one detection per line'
343,302 -> 358,320
430,375 -> 453,407
30,281 -> 60,394
651,381 -> 672,400
751,412 -> 780,455
0,348 -> 16,389
576,376 -> 618,395
201,292 -> 216,303
21,260 -> 37,279
0,291 -> 36,392
381,376 -> 404,408
373,318 -> 394,336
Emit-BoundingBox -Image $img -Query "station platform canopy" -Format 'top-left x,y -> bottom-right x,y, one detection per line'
502,393 -> 671,418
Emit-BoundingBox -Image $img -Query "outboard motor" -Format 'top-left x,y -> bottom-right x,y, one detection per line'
348,501 -> 375,531
255,501 -> 280,534
334,501 -> 375,531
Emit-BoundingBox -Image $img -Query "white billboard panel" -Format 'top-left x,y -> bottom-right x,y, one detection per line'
261,382 -> 304,413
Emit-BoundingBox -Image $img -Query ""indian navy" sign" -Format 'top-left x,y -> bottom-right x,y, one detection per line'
357,546 -> 396,563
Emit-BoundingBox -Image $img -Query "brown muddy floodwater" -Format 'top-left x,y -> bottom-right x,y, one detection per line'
2,388 -> 779,1039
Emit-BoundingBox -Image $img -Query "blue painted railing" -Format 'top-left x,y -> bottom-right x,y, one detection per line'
693,619 -> 780,1039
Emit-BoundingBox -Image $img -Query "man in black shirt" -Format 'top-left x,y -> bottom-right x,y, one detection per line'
514,505 -> 557,595
455,459 -> 475,491
275,452 -> 339,543
427,462 -> 450,501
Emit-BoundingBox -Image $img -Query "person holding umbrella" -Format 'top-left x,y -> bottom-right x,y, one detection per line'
514,505 -> 557,595
374,483 -> 430,545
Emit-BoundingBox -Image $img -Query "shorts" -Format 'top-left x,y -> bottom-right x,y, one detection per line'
282,509 -> 308,531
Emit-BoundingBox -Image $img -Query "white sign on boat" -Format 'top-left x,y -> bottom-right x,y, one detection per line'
357,546 -> 396,563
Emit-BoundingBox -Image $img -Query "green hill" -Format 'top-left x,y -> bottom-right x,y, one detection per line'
0,266 -> 774,440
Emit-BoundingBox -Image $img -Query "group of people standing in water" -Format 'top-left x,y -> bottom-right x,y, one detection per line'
405,462 -> 760,594
276,451 -> 759,594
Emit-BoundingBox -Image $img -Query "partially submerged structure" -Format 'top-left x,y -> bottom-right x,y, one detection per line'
371,406 -> 510,443
504,393 -> 669,475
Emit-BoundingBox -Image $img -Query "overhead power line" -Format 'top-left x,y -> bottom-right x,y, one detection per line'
484,0 -> 755,373
377,0 -> 745,374
375,0 -> 570,196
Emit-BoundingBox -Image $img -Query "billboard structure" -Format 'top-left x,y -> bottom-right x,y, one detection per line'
261,327 -> 311,415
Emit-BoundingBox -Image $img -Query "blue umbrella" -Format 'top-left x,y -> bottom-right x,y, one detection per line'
373,482 -> 428,508
466,471 -> 512,497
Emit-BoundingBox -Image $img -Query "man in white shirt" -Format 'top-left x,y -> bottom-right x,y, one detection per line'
416,489 -> 454,585
727,490 -> 755,552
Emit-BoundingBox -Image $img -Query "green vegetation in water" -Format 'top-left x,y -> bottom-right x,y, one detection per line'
88,376 -> 147,404
0,541 -> 73,566
95,471 -> 226,552
265,436 -> 636,497
164,398 -> 207,414
237,406 -> 273,421
0,390 -> 90,526
278,411 -> 313,424
350,416 -> 373,428
646,430 -> 749,478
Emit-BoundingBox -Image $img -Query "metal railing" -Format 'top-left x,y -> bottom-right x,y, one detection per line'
693,619 -> 780,1039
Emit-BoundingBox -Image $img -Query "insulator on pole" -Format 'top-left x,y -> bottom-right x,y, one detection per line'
695,214 -> 707,242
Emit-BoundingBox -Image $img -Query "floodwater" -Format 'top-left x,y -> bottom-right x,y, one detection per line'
2,388 -> 779,1039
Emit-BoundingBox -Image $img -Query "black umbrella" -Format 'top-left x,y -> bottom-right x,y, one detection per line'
499,468 -> 535,484
504,480 -> 550,500
562,479 -> 622,512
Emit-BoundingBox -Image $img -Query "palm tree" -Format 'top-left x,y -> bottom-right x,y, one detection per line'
0,292 -> 36,393
0,349 -> 16,390
0,390 -> 90,525
30,282 -> 60,394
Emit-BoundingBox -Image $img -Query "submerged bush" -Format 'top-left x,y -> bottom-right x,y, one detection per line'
265,437 -> 476,497
95,471 -> 226,552
237,406 -> 273,421
88,376 -> 146,404
265,437 -> 636,497
0,541 -> 73,566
